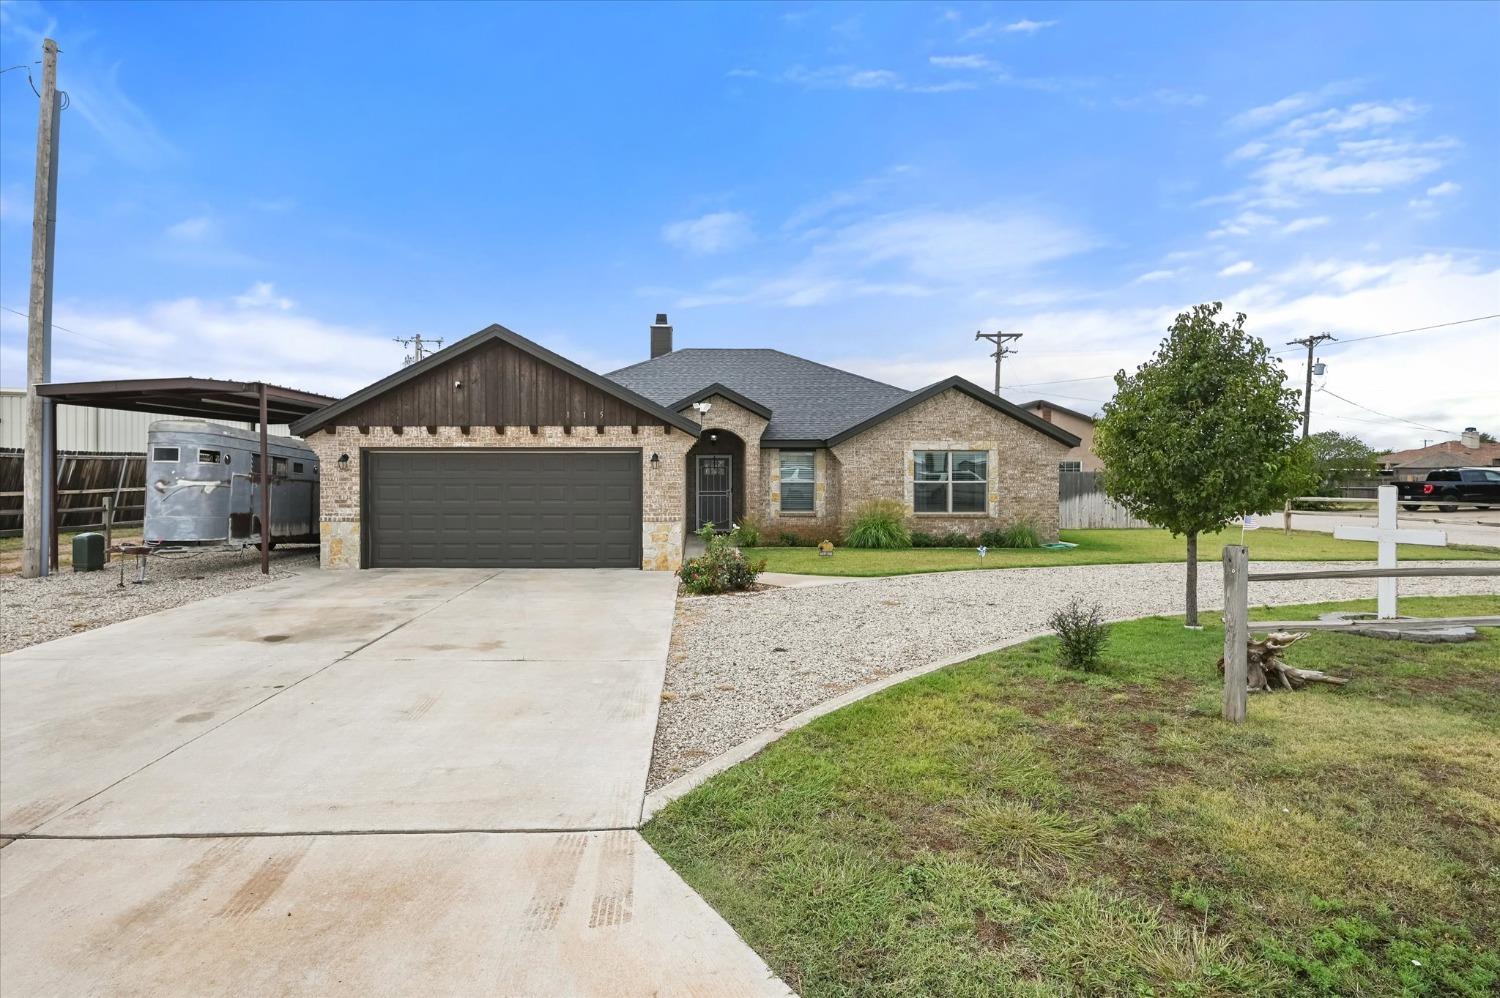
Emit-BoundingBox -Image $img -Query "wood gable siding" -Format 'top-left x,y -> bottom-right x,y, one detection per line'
332,338 -> 670,429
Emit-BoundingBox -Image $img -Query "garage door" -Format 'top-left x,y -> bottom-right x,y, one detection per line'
365,450 -> 641,568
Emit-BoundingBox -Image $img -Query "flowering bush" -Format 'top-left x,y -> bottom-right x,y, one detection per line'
679,524 -> 766,595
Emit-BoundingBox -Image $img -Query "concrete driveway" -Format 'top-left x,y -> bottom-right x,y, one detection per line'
1,569 -> 788,996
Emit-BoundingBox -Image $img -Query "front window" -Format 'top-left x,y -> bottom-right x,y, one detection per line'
913,450 -> 987,513
1059,460 -> 1082,473
152,446 -> 179,462
779,451 -> 815,512
197,448 -> 222,464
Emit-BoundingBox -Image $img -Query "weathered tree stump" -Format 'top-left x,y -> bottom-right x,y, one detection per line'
1216,631 -> 1349,693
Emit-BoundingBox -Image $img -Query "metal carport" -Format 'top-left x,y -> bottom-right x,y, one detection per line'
29,379 -> 334,574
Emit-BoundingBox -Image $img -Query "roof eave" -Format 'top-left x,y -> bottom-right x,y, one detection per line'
666,382 -> 773,420
825,376 -> 1082,448
290,324 -> 701,436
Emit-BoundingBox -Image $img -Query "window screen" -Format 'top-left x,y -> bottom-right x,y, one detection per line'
197,449 -> 222,464
779,451 -> 815,512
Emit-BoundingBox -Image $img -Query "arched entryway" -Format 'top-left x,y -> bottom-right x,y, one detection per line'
685,428 -> 746,531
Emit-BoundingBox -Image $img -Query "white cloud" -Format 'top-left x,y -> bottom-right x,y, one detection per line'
166,216 -> 213,241
1427,181 -> 1461,197
1253,145 -> 1444,196
662,212 -> 753,254
672,206 -> 1095,309
233,282 -> 294,310
0,290 -> 394,396
1281,216 -> 1330,234
929,54 -> 994,70
1280,99 -> 1421,139
958,17 -> 1058,41
1227,81 -> 1360,130
1209,210 -> 1277,238
1134,269 -> 1178,284
782,164 -> 914,231
1002,18 -> 1057,34
1219,261 -> 1256,276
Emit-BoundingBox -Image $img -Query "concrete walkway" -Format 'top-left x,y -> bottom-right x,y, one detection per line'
1,569 -> 789,996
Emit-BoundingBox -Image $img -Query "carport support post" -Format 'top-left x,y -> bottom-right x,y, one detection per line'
258,382 -> 269,575
1222,544 -> 1249,723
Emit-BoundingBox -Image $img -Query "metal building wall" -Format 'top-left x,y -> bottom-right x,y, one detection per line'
0,389 -> 291,452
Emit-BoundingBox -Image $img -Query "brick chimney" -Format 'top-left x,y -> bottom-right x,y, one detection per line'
1461,427 -> 1480,449
650,313 -> 673,358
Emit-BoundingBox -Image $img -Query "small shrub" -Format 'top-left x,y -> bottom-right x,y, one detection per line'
1047,596 -> 1109,671
843,498 -> 911,549
913,529 -> 974,547
678,523 -> 766,595
910,530 -> 938,548
776,525 -> 825,547
940,531 -> 971,547
981,518 -> 1042,549
729,517 -> 762,548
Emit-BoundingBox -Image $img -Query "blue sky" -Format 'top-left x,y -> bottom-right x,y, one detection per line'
2,0 -> 1496,449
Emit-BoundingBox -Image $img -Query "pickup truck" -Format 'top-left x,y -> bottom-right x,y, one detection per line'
1396,467 -> 1500,511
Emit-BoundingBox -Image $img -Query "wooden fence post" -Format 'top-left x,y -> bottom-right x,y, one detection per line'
1222,544 -> 1249,723
102,495 -> 113,562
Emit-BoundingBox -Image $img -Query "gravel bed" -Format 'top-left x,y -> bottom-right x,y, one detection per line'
1,547 -> 317,655
649,560 -> 1499,790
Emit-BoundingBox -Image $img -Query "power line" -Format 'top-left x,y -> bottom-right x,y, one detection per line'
1003,312 -> 1499,390
1,304 -> 119,350
1315,386 -> 1457,436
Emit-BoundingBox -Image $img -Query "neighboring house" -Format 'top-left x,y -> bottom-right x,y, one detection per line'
1378,428 -> 1500,480
291,315 -> 1079,572
1019,400 -> 1101,472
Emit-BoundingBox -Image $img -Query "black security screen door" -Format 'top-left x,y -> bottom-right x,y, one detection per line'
696,455 -> 732,531
365,450 -> 640,568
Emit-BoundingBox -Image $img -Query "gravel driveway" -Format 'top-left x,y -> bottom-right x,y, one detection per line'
649,560 -> 1499,789
1,547 -> 317,655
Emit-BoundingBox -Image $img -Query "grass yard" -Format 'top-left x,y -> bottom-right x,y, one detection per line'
751,527 -> 1500,577
644,596 -> 1500,997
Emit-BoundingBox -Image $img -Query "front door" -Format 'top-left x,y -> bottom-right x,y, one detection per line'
696,455 -> 732,531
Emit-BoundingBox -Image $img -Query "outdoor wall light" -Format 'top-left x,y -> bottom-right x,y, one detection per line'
338,453 -> 350,469
650,453 -> 660,464
709,431 -> 719,443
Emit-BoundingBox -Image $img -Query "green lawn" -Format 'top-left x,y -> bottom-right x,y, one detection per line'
750,528 -> 1500,576
644,597 -> 1500,997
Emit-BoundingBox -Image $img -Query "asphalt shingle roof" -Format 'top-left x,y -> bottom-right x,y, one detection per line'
605,348 -> 913,442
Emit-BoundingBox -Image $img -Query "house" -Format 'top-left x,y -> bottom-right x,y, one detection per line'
1378,428 -> 1500,481
1019,400 -> 1102,472
290,315 -> 1079,571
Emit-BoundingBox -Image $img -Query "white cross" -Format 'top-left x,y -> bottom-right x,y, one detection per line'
1333,485 -> 1446,619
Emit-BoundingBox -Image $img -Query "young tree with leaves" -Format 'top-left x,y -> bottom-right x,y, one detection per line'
1307,429 -> 1380,492
1094,303 -> 1314,626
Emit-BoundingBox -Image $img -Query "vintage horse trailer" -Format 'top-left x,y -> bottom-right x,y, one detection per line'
144,419 -> 319,547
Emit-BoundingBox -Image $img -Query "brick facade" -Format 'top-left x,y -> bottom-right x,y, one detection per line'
828,388 -> 1068,539
678,395 -> 767,532
305,425 -> 692,571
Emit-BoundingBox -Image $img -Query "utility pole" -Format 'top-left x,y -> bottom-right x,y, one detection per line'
22,38 -> 61,579
1286,332 -> 1334,439
974,329 -> 1022,395
394,333 -> 442,367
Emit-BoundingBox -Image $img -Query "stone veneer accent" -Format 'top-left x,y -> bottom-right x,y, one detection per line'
762,446 -> 838,535
829,388 -> 1068,539
679,394 -> 768,529
304,425 -> 693,571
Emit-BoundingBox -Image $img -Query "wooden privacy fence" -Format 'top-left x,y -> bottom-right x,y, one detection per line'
1219,545 -> 1500,723
0,449 -> 145,536
1059,470 -> 1152,529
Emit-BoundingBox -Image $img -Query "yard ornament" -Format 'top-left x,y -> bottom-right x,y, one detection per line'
977,545 -> 988,561
818,540 -> 834,557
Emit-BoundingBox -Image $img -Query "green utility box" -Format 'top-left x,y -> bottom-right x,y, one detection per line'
72,532 -> 106,572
